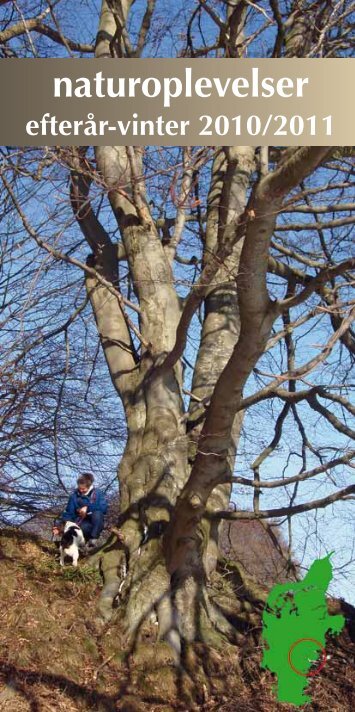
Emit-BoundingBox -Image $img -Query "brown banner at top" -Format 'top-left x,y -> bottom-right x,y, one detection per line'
0,59 -> 354,146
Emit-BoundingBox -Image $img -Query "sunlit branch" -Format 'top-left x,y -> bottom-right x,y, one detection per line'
212,484 -> 355,520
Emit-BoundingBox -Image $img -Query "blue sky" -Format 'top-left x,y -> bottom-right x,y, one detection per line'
1,0 -> 354,601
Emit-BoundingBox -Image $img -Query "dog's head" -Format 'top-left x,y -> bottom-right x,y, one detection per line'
53,521 -> 80,539
60,522 -> 85,553
63,520 -> 79,533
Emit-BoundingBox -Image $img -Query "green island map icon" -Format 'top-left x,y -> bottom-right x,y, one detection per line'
261,553 -> 345,706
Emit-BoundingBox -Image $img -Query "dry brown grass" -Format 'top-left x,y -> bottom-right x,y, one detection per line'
0,528 -> 354,712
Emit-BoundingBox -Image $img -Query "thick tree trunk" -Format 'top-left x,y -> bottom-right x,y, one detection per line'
91,148 -> 257,644
88,2 -> 244,646
80,3 -> 332,657
187,147 -> 256,576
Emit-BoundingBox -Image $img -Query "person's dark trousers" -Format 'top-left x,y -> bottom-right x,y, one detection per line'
80,511 -> 104,541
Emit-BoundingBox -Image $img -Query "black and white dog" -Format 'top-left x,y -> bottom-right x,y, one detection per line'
59,521 -> 85,567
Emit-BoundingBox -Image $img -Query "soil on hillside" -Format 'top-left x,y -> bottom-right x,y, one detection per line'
0,528 -> 354,712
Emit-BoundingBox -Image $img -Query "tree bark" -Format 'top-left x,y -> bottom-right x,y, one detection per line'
80,2 -> 333,653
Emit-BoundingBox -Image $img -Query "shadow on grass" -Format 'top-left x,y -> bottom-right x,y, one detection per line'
0,661 -> 121,712
0,527 -> 55,556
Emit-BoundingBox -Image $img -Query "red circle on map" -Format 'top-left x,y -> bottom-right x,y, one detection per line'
288,638 -> 327,677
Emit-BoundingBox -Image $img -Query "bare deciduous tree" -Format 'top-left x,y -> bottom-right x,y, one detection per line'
0,1 -> 354,657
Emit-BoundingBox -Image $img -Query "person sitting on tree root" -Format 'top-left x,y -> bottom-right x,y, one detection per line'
53,473 -> 108,549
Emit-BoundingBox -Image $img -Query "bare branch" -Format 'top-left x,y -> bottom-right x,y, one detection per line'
212,485 -> 355,520
241,308 -> 355,411
198,0 -> 225,30
275,216 -> 355,232
0,7 -> 94,52
270,0 -> 285,57
135,0 -> 156,56
307,392 -> 355,440
231,451 -> 355,489
277,258 -> 355,311
0,169 -> 148,352
280,202 -> 355,214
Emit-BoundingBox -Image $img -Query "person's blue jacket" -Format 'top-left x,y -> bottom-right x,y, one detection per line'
61,486 -> 108,523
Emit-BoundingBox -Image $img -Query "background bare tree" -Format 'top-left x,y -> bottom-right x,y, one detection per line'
0,145 -> 124,524
0,0 -> 354,658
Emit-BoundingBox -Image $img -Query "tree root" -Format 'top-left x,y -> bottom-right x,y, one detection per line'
94,540 -> 267,662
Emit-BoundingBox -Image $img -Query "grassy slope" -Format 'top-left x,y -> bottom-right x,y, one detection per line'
0,528 -> 353,712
